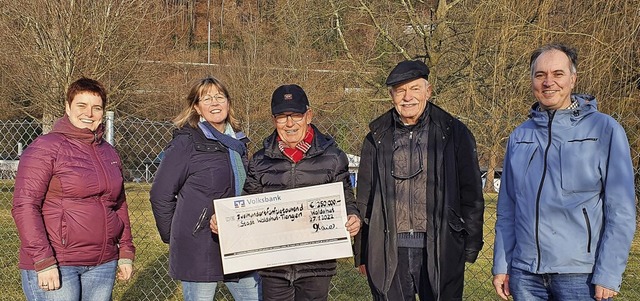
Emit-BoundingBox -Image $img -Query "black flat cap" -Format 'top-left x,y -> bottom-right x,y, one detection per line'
385,60 -> 430,86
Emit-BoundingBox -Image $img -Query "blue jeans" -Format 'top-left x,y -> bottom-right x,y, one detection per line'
182,271 -> 261,301
21,260 -> 118,301
510,267 -> 606,301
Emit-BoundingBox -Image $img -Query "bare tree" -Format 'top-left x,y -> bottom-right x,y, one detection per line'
3,0 -> 634,175
0,0 -> 168,132
326,0 -> 639,192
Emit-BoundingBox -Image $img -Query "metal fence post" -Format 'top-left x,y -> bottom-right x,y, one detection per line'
105,111 -> 115,146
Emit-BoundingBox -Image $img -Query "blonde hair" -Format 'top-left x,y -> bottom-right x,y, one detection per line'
173,76 -> 240,130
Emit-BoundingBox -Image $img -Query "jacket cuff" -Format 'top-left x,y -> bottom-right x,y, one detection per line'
592,274 -> 622,293
33,256 -> 58,272
346,207 -> 361,218
464,249 -> 479,263
37,264 -> 58,273
119,249 -> 135,261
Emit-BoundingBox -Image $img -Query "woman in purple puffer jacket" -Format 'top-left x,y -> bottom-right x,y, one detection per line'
12,78 -> 135,301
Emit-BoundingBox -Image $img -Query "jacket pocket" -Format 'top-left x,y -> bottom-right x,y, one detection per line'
105,209 -> 125,245
447,207 -> 468,239
582,208 -> 592,253
560,138 -> 600,192
509,141 -> 538,195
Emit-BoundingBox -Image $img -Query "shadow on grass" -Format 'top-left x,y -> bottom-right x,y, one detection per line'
115,251 -> 179,301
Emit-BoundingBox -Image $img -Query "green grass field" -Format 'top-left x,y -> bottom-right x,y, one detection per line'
1,183 -> 639,300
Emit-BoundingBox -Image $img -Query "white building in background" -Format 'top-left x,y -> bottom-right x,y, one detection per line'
347,153 -> 360,188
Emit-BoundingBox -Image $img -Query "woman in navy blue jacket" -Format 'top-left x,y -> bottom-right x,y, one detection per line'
150,77 -> 261,301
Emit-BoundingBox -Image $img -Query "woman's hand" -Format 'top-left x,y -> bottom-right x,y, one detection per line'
37,268 -> 60,291
210,214 -> 219,234
117,263 -> 133,281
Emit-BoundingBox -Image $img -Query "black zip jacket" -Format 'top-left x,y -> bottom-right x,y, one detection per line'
243,124 -> 359,281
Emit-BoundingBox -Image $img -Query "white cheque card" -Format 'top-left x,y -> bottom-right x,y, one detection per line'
213,182 -> 353,274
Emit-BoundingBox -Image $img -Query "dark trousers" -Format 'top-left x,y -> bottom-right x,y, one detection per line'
369,247 -> 435,301
261,275 -> 332,301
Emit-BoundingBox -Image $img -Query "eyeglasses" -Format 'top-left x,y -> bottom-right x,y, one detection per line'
391,140 -> 424,180
274,113 -> 305,124
200,94 -> 227,105
192,207 -> 209,236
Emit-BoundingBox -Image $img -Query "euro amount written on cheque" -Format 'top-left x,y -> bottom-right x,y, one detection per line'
213,182 -> 352,274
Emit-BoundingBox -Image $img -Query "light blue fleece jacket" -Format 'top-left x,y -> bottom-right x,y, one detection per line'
492,94 -> 636,291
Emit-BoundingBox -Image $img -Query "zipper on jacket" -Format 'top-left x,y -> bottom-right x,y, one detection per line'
582,208 -> 592,253
92,144 -> 110,264
61,213 -> 67,246
408,131 -> 414,234
226,144 -> 236,196
377,137 -> 390,293
535,110 -> 555,272
290,162 -> 297,188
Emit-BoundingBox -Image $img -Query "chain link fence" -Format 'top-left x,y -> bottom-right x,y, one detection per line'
1,110 -> 639,300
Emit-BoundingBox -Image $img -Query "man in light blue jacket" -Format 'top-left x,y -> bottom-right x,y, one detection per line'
492,43 -> 636,301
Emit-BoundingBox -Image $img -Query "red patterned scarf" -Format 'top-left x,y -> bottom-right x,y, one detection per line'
277,125 -> 314,163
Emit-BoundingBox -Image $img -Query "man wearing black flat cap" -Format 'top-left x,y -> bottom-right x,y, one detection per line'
354,60 -> 484,301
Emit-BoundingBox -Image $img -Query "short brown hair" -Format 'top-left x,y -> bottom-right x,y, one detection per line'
66,77 -> 108,107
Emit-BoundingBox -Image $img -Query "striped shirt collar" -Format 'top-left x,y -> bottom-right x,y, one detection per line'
538,99 -> 578,111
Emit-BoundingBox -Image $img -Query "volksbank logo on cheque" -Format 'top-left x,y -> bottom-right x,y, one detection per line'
234,195 -> 282,208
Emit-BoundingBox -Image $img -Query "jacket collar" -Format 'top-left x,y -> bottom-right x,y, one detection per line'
369,102 -> 454,143
529,93 -> 598,128
50,114 -> 104,144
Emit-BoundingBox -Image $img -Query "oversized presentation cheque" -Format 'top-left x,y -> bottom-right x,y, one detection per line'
213,182 -> 353,274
